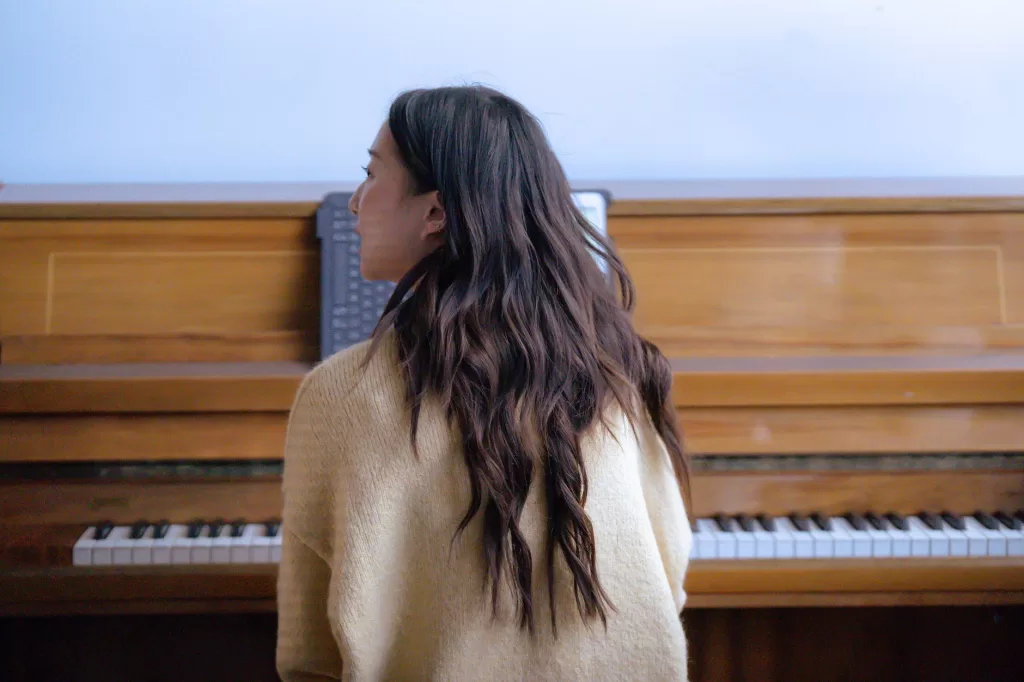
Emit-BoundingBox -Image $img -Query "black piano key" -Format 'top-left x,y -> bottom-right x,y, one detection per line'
94,521 -> 114,540
885,512 -> 908,531
735,515 -> 755,533
208,518 -> 226,538
864,512 -> 887,531
1014,510 -> 1024,526
843,512 -> 867,531
230,519 -> 246,538
788,513 -> 810,532
129,520 -> 149,539
153,520 -> 170,539
713,514 -> 734,532
974,511 -> 998,530
187,520 -> 205,538
940,512 -> 965,531
756,514 -> 775,532
994,511 -> 1022,530
810,512 -> 831,531
265,521 -> 281,538
919,511 -> 942,531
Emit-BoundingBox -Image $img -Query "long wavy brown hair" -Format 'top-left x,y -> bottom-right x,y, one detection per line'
364,85 -> 689,634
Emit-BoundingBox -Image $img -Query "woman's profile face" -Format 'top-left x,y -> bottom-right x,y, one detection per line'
348,123 -> 444,282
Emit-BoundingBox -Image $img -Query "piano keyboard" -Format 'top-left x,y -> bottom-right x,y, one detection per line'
73,510 -> 1024,567
691,510 -> 1024,560
72,519 -> 282,567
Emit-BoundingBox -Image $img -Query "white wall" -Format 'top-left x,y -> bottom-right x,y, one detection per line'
1,0 -> 1022,183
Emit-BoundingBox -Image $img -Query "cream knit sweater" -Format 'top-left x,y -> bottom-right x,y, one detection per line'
276,334 -> 692,681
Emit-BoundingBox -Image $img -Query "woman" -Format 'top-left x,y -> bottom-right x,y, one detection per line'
276,85 -> 692,681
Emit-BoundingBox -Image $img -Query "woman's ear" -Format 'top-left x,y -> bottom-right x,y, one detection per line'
421,190 -> 446,240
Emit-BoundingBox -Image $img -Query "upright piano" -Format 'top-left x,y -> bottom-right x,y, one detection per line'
2,180 -> 1023,681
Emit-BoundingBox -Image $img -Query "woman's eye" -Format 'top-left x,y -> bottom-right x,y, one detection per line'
361,165 -> 372,178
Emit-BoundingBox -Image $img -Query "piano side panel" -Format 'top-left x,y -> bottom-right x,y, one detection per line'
611,211 -> 1024,356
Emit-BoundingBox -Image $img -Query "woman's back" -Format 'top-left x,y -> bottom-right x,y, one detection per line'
276,84 -> 692,680
277,334 -> 692,681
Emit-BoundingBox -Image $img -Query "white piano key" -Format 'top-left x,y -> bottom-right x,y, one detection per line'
939,517 -> 969,557
904,517 -> 933,557
778,518 -> 813,558
864,521 -> 893,558
92,526 -> 130,566
130,525 -> 156,565
910,516 -> 950,558
768,519 -> 795,559
709,519 -> 737,560
752,521 -> 775,559
694,520 -> 718,560
962,517 -> 997,557
834,517 -> 872,558
1002,522 -> 1024,557
251,527 -> 274,564
808,522 -> 834,559
734,523 -> 757,559
73,527 -> 97,567
230,524 -> 261,564
829,518 -> 854,558
211,525 -> 233,564
689,533 -> 702,560
270,533 -> 283,563
153,524 -> 186,565
888,522 -> 912,558
171,527 -> 198,565
191,526 -> 214,564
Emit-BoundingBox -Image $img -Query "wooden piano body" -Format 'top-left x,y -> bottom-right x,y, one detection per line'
2,180 -> 1023,681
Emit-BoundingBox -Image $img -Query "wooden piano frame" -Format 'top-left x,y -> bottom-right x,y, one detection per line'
2,179 -> 1023,681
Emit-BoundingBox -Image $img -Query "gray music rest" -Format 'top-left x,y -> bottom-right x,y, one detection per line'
316,192 -> 396,360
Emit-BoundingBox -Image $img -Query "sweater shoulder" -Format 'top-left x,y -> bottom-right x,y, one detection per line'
294,333 -> 403,419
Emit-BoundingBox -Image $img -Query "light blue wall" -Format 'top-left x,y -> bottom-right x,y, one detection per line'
2,0 -> 1023,183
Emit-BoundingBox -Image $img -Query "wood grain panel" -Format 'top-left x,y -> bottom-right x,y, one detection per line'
680,405 -> 1024,454
684,606 -> 1024,682
691,470 -> 1024,517
48,251 -> 318,335
5,405 -> 1021,463
625,246 -> 1002,333
649,324 -> 1024,357
0,480 -> 282,526
685,558 -> 1024,595
0,331 -> 315,365
0,252 -> 49,335
3,469 -> 1018,526
1,413 -> 287,463
4,356 -> 1023,414
609,212 -> 1024,248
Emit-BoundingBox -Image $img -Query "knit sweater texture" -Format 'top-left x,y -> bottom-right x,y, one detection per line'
276,334 -> 692,681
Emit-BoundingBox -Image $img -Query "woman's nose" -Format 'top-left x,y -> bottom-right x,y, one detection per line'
348,185 -> 362,215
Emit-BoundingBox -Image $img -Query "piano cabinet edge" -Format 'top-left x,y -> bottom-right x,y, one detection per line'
4,593 -> 1023,618
3,560 -> 1023,617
